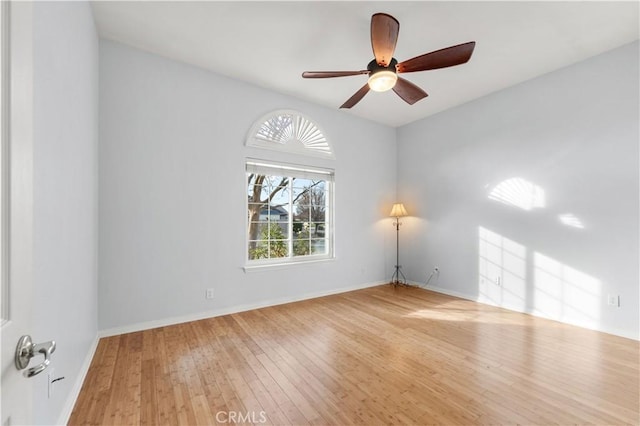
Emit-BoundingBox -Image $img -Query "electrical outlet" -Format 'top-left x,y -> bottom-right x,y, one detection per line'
205,288 -> 214,299
607,294 -> 620,307
495,276 -> 501,286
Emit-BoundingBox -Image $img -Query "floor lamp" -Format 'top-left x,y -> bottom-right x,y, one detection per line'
390,203 -> 408,286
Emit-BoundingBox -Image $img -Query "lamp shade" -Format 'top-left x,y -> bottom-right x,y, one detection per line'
389,203 -> 408,217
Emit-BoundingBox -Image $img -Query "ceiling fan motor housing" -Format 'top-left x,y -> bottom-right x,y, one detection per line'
301,12 -> 475,108
368,58 -> 398,75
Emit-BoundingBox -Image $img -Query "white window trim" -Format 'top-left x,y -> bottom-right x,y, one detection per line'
245,159 -> 335,268
243,257 -> 335,273
246,109 -> 335,159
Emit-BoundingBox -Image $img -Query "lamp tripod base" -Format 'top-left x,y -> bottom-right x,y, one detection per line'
390,265 -> 408,287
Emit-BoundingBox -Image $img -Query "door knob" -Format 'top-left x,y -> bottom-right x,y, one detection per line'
15,335 -> 56,378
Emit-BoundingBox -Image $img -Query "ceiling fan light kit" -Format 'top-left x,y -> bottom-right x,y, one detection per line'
368,71 -> 397,92
367,58 -> 398,92
302,12 -> 476,109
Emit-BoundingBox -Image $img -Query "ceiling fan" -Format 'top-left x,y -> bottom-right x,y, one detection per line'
302,13 -> 476,109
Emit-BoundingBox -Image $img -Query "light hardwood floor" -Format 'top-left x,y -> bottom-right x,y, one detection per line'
69,285 -> 639,425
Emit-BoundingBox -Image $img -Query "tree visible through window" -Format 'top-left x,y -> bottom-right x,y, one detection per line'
246,162 -> 333,263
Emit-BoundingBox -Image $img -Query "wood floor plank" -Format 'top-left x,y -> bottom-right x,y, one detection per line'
69,285 -> 639,425
235,310 -> 376,425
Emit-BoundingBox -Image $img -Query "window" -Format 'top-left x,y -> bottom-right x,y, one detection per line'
246,110 -> 334,159
246,161 -> 334,265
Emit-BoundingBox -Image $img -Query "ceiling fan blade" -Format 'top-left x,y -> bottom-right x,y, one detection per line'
393,77 -> 428,105
302,70 -> 369,78
371,13 -> 399,67
340,84 -> 370,109
397,41 -> 476,74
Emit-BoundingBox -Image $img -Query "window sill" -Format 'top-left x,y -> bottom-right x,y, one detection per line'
243,257 -> 335,273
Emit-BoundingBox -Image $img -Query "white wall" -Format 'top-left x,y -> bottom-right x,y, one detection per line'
23,7 -> 636,422
397,41 -> 639,339
32,1 -> 99,424
98,41 -> 397,332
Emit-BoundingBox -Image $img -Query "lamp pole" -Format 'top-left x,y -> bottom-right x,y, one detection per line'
389,203 -> 407,286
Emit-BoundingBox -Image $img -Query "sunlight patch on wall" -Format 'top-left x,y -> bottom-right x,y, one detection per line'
558,213 -> 585,229
533,252 -> 601,327
478,226 -> 601,328
488,177 -> 546,211
478,227 -> 527,311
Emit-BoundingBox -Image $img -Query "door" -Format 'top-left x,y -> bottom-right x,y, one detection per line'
1,2 -> 35,424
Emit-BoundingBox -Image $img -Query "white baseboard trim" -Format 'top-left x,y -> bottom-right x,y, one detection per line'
412,282 -> 470,301
57,334 -> 100,425
414,281 -> 639,341
99,280 -> 386,338
65,282 -> 385,421
58,278 -> 636,422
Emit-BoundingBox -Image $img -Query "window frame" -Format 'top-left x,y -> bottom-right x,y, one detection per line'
245,160 -> 335,268
245,109 -> 335,159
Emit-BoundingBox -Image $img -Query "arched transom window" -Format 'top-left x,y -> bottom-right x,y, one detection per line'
246,110 -> 334,159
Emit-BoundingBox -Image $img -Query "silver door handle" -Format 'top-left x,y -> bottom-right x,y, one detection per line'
15,335 -> 56,378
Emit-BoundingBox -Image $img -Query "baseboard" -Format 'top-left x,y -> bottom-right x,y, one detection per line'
58,282 -> 382,423
415,281 -> 639,341
58,278 -> 636,422
57,334 -> 100,425
412,282 -> 470,301
99,280 -> 386,338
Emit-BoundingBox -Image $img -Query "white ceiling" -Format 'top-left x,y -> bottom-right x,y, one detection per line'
91,1 -> 639,127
